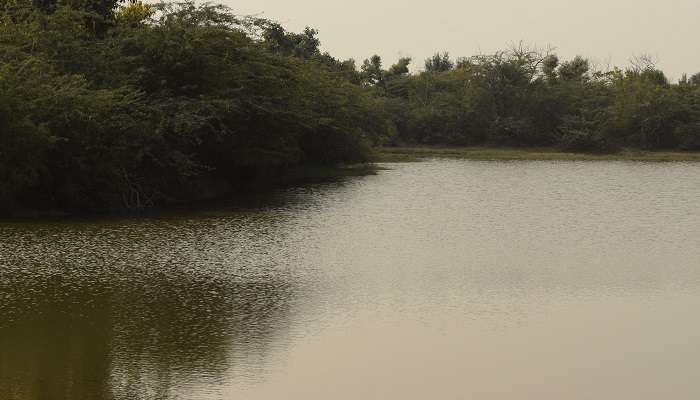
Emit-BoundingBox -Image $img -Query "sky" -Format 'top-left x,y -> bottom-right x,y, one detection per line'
226,0 -> 699,80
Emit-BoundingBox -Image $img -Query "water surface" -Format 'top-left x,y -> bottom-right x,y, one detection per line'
2,159 -> 700,399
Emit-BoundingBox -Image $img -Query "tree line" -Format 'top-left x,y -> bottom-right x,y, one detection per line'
2,0 -> 700,213
368,49 -> 700,153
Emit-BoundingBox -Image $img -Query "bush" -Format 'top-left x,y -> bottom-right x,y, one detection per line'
675,123 -> 700,150
0,2 -> 389,213
558,115 -> 619,153
560,129 -> 617,153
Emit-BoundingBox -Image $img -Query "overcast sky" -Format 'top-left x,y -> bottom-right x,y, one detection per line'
226,0 -> 698,80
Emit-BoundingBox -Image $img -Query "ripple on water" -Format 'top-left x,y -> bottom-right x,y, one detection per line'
2,160 -> 700,399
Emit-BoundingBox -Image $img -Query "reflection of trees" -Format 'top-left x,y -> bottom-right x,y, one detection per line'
0,280 -> 114,400
0,261 -> 295,400
110,270 -> 294,399
0,182 -> 354,399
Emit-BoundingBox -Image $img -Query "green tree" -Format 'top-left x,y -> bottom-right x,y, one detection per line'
558,56 -> 589,82
424,52 -> 453,73
361,55 -> 384,86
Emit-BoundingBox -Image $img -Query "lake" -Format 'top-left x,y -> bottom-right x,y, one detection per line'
2,159 -> 700,399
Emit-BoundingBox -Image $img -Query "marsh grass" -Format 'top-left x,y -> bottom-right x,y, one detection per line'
376,147 -> 700,162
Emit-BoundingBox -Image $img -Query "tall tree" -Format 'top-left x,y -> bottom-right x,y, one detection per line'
424,52 -> 453,73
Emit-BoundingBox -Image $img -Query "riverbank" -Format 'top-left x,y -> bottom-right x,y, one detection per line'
0,164 -> 378,219
376,146 -> 700,162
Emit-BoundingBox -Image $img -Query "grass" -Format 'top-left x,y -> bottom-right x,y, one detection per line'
375,146 -> 700,162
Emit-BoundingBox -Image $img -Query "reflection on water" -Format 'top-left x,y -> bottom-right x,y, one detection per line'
3,160 -> 700,399
1,273 -> 292,399
0,209 -> 302,399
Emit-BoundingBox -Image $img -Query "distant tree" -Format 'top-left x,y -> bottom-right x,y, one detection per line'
629,54 -> 657,73
690,72 -> 700,86
361,55 -> 385,86
387,57 -> 411,77
384,57 -> 412,98
455,57 -> 472,69
542,54 -> 559,82
332,58 -> 361,84
623,54 -> 668,87
262,24 -> 321,59
558,56 -> 589,82
640,69 -> 669,87
424,52 -> 453,73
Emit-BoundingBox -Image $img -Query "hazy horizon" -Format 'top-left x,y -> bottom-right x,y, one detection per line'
228,0 -> 699,80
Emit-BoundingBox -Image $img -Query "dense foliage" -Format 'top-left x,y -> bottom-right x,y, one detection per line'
3,0 -> 700,214
0,0 -> 391,212
368,49 -> 700,153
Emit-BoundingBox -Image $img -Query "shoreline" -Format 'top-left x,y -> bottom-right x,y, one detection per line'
6,147 -> 700,219
0,164 -> 378,220
376,146 -> 700,162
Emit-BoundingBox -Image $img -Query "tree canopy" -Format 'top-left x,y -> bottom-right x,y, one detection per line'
3,0 -> 700,214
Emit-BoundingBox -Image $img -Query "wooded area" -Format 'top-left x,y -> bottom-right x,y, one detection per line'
3,0 -> 700,213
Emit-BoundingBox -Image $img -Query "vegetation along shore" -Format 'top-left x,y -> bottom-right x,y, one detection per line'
3,0 -> 700,215
376,147 -> 700,162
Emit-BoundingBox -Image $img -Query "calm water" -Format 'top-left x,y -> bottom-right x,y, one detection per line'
2,159 -> 700,399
